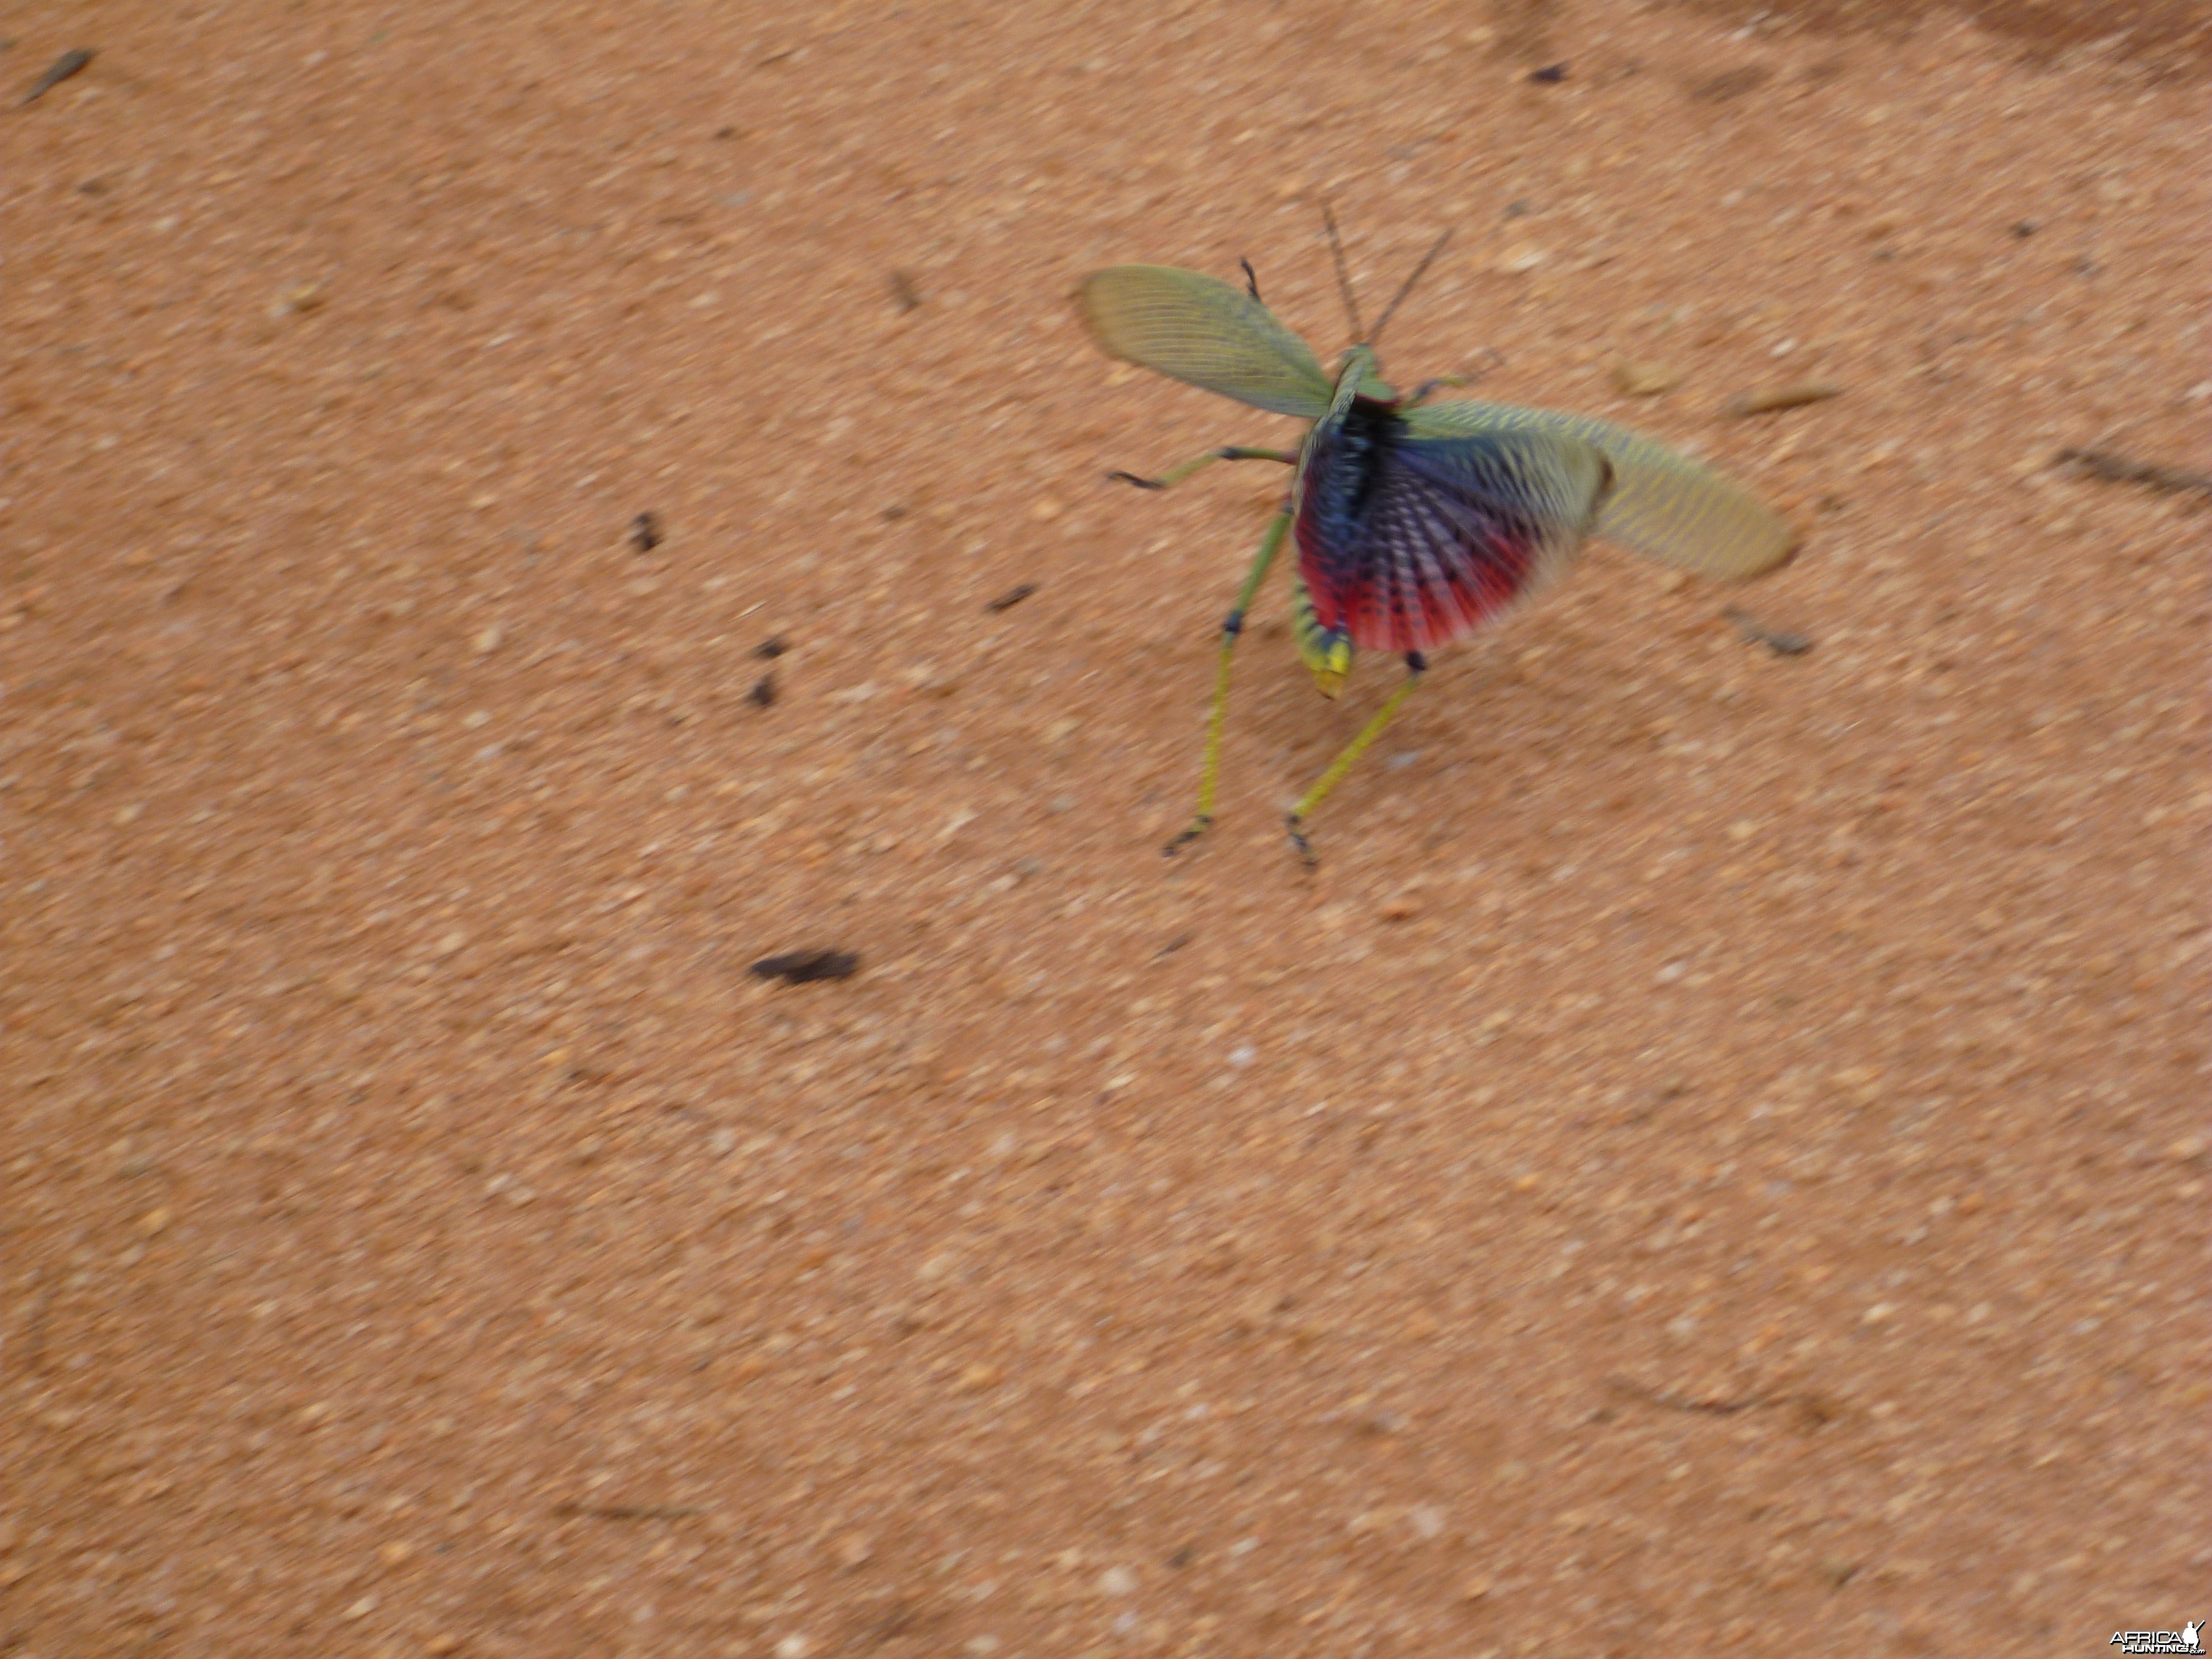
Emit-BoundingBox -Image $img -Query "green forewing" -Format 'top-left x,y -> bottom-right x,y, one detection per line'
1401,400 -> 1797,580
1079,265 -> 1337,419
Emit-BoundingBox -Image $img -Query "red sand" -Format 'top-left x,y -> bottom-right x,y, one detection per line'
3,2 -> 2206,1654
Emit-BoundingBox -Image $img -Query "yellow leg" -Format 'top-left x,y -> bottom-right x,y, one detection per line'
1285,656 -> 1426,867
1165,506 -> 1292,855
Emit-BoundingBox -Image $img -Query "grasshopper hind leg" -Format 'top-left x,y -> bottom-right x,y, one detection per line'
1285,652 -> 1427,868
1164,504 -> 1292,855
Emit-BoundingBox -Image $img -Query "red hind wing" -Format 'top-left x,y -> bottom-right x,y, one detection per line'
1297,429 -> 1611,655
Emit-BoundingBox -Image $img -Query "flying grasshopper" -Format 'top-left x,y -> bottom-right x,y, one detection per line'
1080,217 -> 1797,865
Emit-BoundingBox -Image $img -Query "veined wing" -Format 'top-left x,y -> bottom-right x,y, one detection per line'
1402,400 -> 1796,580
1297,423 -> 1613,655
1078,265 -> 1337,419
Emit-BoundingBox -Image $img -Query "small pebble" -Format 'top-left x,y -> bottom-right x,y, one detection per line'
1098,1565 -> 1138,1596
1724,382 -> 1843,416
630,512 -> 661,552
1613,360 -> 1683,397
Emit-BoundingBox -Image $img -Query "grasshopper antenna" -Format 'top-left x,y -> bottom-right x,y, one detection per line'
1320,202 -> 1366,343
1371,228 -> 1454,348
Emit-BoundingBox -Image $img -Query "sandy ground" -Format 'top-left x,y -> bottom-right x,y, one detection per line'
3,1 -> 2208,1655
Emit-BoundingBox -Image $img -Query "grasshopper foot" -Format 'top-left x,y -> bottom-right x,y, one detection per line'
1284,813 -> 1318,870
1163,816 -> 1212,857
1109,469 -> 1165,491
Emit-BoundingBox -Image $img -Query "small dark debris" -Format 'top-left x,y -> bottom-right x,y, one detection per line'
748,672 -> 777,708
889,270 -> 922,312
2072,255 -> 2097,276
1527,62 -> 1568,83
752,635 -> 788,659
1167,1547 -> 1195,1569
1155,931 -> 1193,958
880,502 -> 908,520
1604,1374 -> 1760,1415
1502,198 -> 1533,218
76,176 -> 108,196
985,582 -> 1037,613
552,1504 -> 703,1521
1789,1391 -> 1846,1433
1689,65 -> 1770,101
713,124 -> 738,139
630,511 -> 661,552
22,46 -> 92,106
2054,447 -> 2212,497
750,950 -> 859,985
1723,606 -> 1813,656
2010,220 -> 2039,238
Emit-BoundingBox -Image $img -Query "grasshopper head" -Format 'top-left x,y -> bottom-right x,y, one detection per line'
1329,343 -> 1395,406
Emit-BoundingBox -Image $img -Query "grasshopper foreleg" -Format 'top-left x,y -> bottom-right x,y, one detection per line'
1110,446 -> 1297,492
